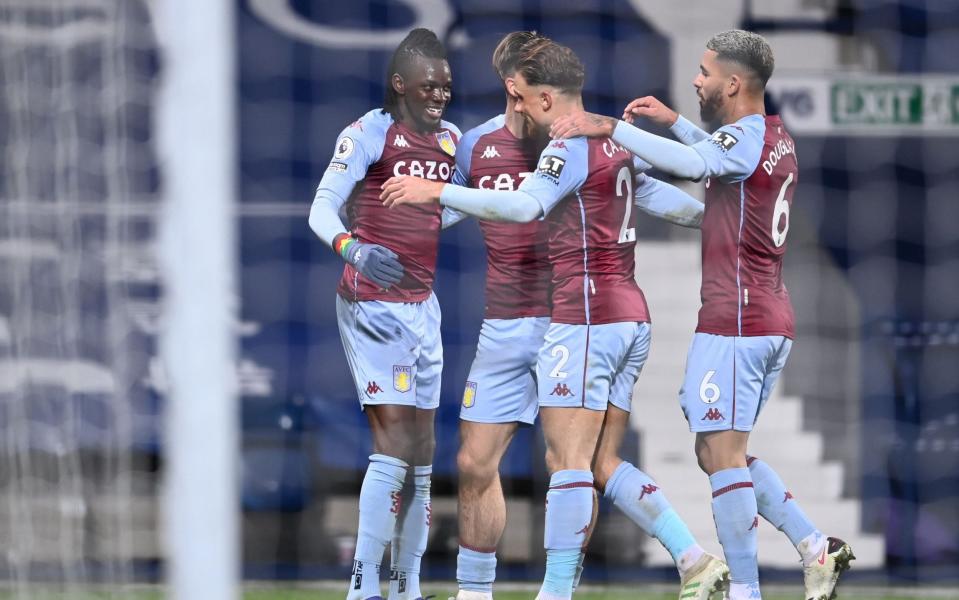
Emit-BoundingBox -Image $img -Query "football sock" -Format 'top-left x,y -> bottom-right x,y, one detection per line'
709,468 -> 759,590
538,470 -> 594,600
389,465 -> 432,600
676,545 -> 706,580
456,545 -> 496,594
729,581 -> 762,600
349,454 -> 408,600
604,461 -> 697,566
571,551 -> 586,591
747,455 -> 823,564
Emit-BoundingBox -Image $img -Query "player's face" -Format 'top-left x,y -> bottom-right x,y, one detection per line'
510,73 -> 551,137
504,76 -> 536,137
397,56 -> 452,132
693,50 -> 727,125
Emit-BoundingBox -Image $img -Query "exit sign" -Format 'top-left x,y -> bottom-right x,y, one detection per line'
767,75 -> 959,135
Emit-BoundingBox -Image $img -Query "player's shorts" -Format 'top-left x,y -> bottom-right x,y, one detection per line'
335,293 -> 442,410
679,332 -> 792,432
536,321 -> 651,412
459,317 -> 549,425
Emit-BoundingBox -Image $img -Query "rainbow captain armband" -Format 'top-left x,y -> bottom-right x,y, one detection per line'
332,232 -> 357,259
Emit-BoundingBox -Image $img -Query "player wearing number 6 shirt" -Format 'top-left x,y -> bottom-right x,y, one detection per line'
550,29 -> 854,600
382,39 -> 730,600
308,29 -> 460,600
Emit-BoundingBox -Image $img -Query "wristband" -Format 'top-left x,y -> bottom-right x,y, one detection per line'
333,232 -> 356,258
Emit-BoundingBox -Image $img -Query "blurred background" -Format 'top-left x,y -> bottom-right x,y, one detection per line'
1,0 -> 957,596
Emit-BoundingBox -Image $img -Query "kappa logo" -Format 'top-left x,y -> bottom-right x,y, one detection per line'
349,119 -> 364,131
537,154 -> 566,180
710,130 -> 739,151
390,490 -> 403,514
638,483 -> 659,501
783,491 -> 794,502
389,570 -> 407,593
352,560 -> 363,589
425,502 -> 432,526
393,365 -> 412,393
550,383 -> 574,397
702,407 -> 725,421
575,523 -> 590,536
481,145 -> 500,159
365,381 -> 383,395
394,134 -> 410,148
462,381 -> 477,408
747,516 -> 759,530
550,140 -> 567,150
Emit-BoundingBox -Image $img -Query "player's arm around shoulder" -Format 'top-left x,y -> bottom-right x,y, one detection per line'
691,116 -> 765,183
517,136 -> 589,218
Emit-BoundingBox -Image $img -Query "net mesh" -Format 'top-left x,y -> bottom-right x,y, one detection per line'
0,0 -> 160,593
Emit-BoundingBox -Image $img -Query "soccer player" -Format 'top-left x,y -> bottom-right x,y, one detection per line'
381,39 -> 729,600
548,29 -> 855,600
442,31 -> 554,600
308,28 -> 460,600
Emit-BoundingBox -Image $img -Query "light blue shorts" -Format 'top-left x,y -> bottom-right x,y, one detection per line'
460,317 -> 549,425
335,293 -> 442,410
679,332 -> 792,432
536,322 -> 651,412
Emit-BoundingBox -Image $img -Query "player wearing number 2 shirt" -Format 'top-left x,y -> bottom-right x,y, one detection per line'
547,29 -> 854,600
381,39 -> 731,600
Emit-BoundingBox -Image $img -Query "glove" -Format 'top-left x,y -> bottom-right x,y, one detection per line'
334,234 -> 404,289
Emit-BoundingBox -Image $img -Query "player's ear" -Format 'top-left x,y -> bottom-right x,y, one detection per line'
391,73 -> 405,96
540,90 -> 552,112
727,73 -> 741,98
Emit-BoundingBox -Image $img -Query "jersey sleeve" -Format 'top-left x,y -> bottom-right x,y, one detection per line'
314,119 -> 386,202
633,174 -> 703,228
517,138 -> 589,217
689,118 -> 765,183
670,114 -> 710,145
453,126 -> 480,188
632,155 -> 652,173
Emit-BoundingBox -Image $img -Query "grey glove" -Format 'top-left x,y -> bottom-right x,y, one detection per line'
343,241 -> 404,289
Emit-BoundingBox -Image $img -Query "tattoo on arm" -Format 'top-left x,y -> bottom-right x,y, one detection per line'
586,113 -> 616,134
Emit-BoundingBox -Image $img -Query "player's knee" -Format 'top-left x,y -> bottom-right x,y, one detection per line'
590,455 -> 618,493
456,447 -> 497,485
413,432 -> 435,465
695,450 -> 712,475
695,443 -> 744,474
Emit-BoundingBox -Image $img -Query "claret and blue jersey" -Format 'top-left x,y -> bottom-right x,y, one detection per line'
685,114 -> 798,339
315,108 -> 461,303
518,135 -> 652,326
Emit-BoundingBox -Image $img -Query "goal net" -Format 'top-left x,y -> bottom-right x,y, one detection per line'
0,0 -> 161,594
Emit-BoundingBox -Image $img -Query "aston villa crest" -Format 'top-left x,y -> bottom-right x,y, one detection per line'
393,365 -> 412,393
462,381 -> 477,408
435,130 -> 456,156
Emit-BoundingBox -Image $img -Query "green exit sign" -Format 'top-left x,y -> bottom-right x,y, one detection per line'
831,81 -> 959,126
832,83 -> 923,124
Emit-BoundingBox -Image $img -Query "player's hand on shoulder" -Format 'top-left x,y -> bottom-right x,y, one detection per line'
380,175 -> 445,208
549,111 -> 616,140
622,96 -> 678,127
343,241 -> 404,289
